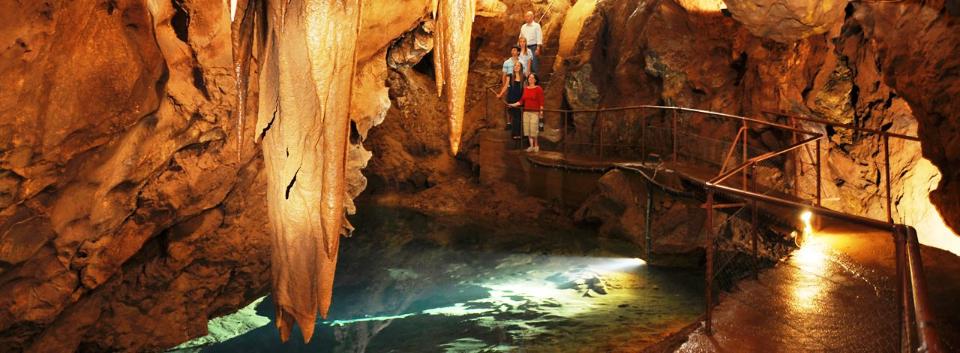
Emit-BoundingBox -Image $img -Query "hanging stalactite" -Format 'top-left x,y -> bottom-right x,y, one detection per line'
432,0 -> 476,155
254,0 -> 363,343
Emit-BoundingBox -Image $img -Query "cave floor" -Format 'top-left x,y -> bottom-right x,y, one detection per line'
675,222 -> 960,353
171,206 -> 707,353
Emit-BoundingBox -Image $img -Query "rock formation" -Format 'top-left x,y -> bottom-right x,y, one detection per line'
1,0 -> 959,352
254,0 -> 363,343
723,0 -> 848,43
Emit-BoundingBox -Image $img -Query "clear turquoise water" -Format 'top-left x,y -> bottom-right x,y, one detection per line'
175,206 -> 704,352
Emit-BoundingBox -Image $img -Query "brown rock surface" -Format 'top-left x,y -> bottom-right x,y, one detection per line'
0,0 -> 959,352
0,0 -> 268,352
855,2 -> 960,236
0,0 -> 433,350
723,0 -> 848,43
574,169 -> 793,265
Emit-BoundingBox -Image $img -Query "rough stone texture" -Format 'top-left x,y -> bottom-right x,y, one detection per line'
574,170 -> 793,266
723,0 -> 848,43
537,0 -> 958,250
855,2 -> 960,236
0,0 -> 958,352
0,0 -> 268,352
0,0 -> 435,351
366,0 -> 570,190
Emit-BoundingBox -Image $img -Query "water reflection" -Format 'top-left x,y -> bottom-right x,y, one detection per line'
172,206 -> 703,352
788,235 -> 828,312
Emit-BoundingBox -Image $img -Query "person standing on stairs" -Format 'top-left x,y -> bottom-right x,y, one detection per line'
497,46 -> 527,148
517,37 -> 534,77
509,73 -> 544,152
519,11 -> 542,74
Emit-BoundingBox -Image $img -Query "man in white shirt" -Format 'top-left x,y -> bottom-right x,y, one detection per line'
519,11 -> 542,74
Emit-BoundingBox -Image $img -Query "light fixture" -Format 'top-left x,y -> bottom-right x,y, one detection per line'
800,210 -> 814,241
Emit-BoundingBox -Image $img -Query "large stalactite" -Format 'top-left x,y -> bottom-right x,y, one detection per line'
254,0 -> 362,343
254,0 -> 474,342
432,0 -> 476,155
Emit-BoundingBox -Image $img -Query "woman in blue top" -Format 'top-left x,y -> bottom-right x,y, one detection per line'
497,46 -> 526,147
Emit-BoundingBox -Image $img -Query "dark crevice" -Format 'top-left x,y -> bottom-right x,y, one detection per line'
191,64 -> 210,99
731,52 -> 748,86
349,121 -> 361,144
258,102 -> 278,142
881,122 -> 893,132
413,51 -> 435,77
104,0 -> 118,14
883,92 -> 896,109
826,125 -> 838,140
171,0 -> 190,43
285,167 -> 301,199
801,85 -> 813,100
850,84 -> 860,110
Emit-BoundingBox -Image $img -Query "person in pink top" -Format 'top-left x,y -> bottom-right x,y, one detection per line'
509,73 -> 544,152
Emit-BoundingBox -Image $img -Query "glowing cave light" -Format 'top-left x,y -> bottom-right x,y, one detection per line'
590,257 -> 647,272
790,236 -> 828,312
800,210 -> 814,239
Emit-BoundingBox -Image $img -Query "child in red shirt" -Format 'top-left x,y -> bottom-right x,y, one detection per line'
510,73 -> 544,152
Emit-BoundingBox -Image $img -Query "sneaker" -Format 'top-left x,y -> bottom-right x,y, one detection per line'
533,146 -> 540,152
525,146 -> 534,152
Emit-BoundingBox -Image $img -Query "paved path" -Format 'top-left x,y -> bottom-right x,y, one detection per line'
675,223 -> 960,353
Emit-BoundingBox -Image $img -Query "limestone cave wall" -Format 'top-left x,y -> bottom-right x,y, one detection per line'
0,0 -> 958,352
364,0 -> 960,253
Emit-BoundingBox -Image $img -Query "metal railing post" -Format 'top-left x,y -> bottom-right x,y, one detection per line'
672,110 -> 679,162
645,182 -> 653,262
705,189 -> 715,335
641,114 -> 646,158
742,120 -> 748,190
906,227 -> 944,353
816,138 -> 822,207
884,134 -> 893,224
896,226 -> 911,352
792,117 -> 799,198
751,164 -> 759,280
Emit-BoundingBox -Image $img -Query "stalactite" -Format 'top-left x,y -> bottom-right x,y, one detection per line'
432,0 -> 476,155
232,0 -> 258,163
254,0 -> 362,343
252,0 -> 475,344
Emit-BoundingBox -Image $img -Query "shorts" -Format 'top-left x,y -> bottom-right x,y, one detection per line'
523,111 -> 540,138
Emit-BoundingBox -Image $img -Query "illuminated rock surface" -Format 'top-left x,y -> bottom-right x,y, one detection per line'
431,0 -> 476,155
1,0 -> 959,352
722,0 -> 847,43
254,0 -> 363,343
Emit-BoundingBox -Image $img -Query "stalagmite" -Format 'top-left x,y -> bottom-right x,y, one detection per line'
432,0 -> 476,155
254,0 -> 362,343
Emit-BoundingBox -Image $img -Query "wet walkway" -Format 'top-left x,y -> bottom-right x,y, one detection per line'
675,223 -> 960,353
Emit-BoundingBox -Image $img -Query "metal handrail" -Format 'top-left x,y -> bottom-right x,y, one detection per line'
487,103 -> 937,351
762,110 -> 921,142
